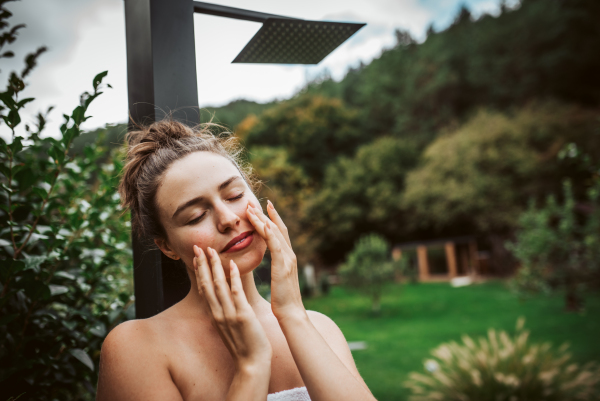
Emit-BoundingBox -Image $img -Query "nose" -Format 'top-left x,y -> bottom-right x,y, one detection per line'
214,200 -> 240,233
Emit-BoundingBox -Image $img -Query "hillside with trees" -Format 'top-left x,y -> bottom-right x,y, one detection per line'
86,0 -> 600,271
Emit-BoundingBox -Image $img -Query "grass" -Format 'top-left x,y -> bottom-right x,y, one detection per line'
303,281 -> 600,401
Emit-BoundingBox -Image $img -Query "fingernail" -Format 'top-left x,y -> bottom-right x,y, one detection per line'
267,200 -> 274,208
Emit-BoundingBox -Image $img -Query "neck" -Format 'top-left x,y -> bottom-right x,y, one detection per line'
180,269 -> 269,319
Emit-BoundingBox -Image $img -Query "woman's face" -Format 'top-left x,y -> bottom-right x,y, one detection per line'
154,151 -> 267,277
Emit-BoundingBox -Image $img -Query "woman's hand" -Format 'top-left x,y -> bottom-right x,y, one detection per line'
193,245 -> 272,399
246,202 -> 305,322
246,204 -> 377,401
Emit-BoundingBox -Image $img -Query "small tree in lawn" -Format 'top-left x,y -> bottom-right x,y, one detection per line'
507,143 -> 600,311
339,233 -> 395,313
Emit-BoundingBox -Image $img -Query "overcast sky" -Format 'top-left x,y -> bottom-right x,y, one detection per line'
0,0 -> 515,137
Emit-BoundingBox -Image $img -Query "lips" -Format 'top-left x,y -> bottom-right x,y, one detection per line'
221,231 -> 254,253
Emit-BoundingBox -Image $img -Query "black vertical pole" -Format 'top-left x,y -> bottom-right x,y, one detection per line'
124,0 -> 198,319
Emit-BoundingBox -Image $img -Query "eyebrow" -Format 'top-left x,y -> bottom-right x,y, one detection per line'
171,176 -> 242,219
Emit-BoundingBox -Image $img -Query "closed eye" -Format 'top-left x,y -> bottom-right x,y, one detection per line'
228,192 -> 244,201
187,211 -> 206,225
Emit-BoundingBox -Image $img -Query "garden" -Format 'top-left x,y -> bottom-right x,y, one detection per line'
1,0 -> 600,399
305,282 -> 600,401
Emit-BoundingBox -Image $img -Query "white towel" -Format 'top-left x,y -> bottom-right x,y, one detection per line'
267,386 -> 311,401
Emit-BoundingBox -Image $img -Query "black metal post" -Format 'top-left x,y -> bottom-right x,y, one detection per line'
124,0 -> 197,319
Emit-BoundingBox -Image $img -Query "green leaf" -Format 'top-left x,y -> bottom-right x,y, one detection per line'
9,136 -> 23,153
69,349 -> 94,371
49,284 -> 69,296
48,145 -> 64,164
0,91 -> 16,109
71,106 -> 84,126
31,187 -> 47,199
17,97 -> 34,109
92,71 -> 108,91
24,256 -> 46,272
15,167 -> 36,189
11,163 -> 25,175
62,320 -> 77,331
89,322 -> 106,337
4,109 -> 21,128
54,271 -> 76,280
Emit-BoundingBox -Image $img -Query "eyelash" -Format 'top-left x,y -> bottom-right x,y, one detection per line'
186,192 -> 244,225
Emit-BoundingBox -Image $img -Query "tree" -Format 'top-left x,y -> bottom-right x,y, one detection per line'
508,146 -> 600,310
304,0 -> 600,139
402,103 -> 597,232
241,94 -> 367,183
402,103 -> 599,272
339,234 -> 395,313
308,137 -> 419,262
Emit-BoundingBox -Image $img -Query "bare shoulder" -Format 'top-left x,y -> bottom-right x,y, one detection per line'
306,310 -> 347,342
101,319 -> 154,357
306,310 -> 352,356
97,318 -> 182,401
306,310 -> 367,383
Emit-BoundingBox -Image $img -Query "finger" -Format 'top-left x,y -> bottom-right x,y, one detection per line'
264,220 -> 286,265
250,204 -> 270,223
229,260 -> 251,310
246,205 -> 267,238
207,247 -> 236,318
193,245 -> 223,316
267,200 -> 291,248
259,210 -> 292,256
248,206 -> 292,259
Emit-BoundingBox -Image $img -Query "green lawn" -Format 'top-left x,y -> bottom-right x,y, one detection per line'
303,281 -> 600,401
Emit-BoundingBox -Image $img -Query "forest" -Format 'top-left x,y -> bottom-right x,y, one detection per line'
77,0 -> 600,272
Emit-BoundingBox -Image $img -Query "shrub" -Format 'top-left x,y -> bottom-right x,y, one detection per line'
507,175 -> 600,310
0,5 -> 132,399
405,319 -> 600,401
339,233 -> 395,313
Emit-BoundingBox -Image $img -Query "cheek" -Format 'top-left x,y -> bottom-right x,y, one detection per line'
179,227 -> 216,263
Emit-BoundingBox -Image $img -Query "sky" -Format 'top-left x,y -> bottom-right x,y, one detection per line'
0,0 -> 516,138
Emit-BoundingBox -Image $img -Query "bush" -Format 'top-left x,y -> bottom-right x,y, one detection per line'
405,319 -> 600,401
507,175 -> 600,310
339,233 -> 395,313
0,6 -> 132,399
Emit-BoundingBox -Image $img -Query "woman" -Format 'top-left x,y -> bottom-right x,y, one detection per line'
96,120 -> 376,401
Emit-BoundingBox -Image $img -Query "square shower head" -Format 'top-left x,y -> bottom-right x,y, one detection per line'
232,18 -> 365,64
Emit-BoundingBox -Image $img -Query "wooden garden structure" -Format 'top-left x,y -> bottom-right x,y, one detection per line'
392,236 -> 480,281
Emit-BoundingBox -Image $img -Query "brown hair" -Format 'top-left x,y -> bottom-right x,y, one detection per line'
118,119 -> 255,240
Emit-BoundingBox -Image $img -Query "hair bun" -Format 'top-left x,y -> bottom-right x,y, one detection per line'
132,120 -> 194,148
